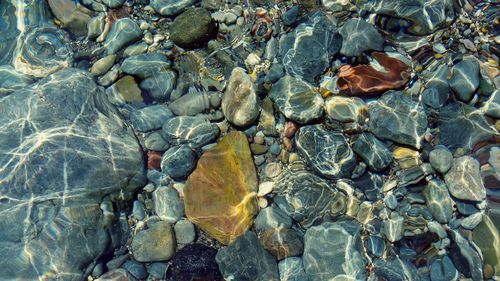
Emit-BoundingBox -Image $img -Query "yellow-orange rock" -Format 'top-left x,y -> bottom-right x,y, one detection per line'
184,131 -> 258,244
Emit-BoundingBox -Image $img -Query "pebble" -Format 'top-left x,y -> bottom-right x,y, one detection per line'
130,104 -> 173,132
278,257 -> 308,281
429,147 -> 453,174
449,56 -> 480,102
257,181 -> 274,197
174,218 -> 196,246
254,206 -> 293,234
103,18 -> 142,55
160,145 -> 196,179
444,156 -> 486,202
169,8 -> 217,48
153,185 -> 184,223
131,221 -> 176,262
122,260 -> 147,280
222,67 -> 260,127
150,0 -> 196,16
339,18 -> 384,57
90,54 -> 116,76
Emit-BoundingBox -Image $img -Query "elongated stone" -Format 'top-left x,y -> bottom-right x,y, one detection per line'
352,133 -> 392,171
162,116 -> 220,148
423,178 -> 453,223
222,67 -> 260,127
445,156 -> 486,202
103,18 -> 142,55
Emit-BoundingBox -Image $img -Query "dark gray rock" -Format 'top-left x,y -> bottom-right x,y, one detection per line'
162,116 -> 220,148
429,255 -> 460,281
422,64 -> 451,109
122,260 -> 148,280
0,68 -> 145,280
160,145 -> 196,179
368,90 -> 427,149
260,227 -> 304,260
480,89 -> 500,118
151,0 -> 196,16
169,8 -> 216,48
122,53 -> 171,79
354,172 -> 385,201
102,0 -> 125,8
423,179 -> 453,223
374,258 -> 423,281
278,257 -> 308,281
144,132 -> 170,151
429,147 -> 453,174
444,156 -> 486,202
130,104 -> 174,132
216,231 -> 280,281
339,19 -> 384,57
153,185 -> 184,223
352,133 -> 392,171
147,262 -> 168,279
366,235 -> 385,258
254,206 -> 293,234
103,18 -> 142,55
140,70 -> 177,101
172,243 -> 222,281
296,125 -> 355,179
449,57 -> 480,103
449,230 -> 484,281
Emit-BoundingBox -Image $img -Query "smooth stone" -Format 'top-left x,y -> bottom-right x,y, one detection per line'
184,132 -> 258,244
169,92 -> 214,116
353,133 -> 392,172
140,70 -> 177,101
282,6 -> 299,25
373,258 -> 422,281
423,179 -> 454,223
274,170 -> 346,228
130,104 -> 174,132
107,255 -> 129,270
429,147 -> 453,174
144,132 -> 170,151
368,90 -> 427,149
324,96 -> 366,123
449,230 -> 484,281
47,0 -> 91,36
102,0 -> 125,8
98,66 -> 119,87
303,222 -> 366,281
103,18 -> 142,55
132,200 -> 146,220
339,18 -> 384,57
260,227 -> 304,260
160,145 -> 196,179
122,260 -> 147,280
170,8 -> 217,48
254,206 -> 293,234
132,221 -> 176,262
151,0 -> 196,16
445,156 -> 486,202
449,57 -> 480,102
481,89 -> 500,118
222,67 -> 260,127
147,263 -> 168,279
123,42 -> 149,57
472,213 -> 500,277
455,199 -> 480,216
87,15 -> 105,39
269,76 -> 324,124
0,0 -> 18,66
250,143 -> 268,155
384,193 -> 398,210
354,172 -> 384,201
98,269 -> 137,281
121,53 -> 171,79
460,212 -> 483,230
428,221 -> 447,238
174,218 -> 196,245
429,255 -> 460,281
422,64 -> 451,109
109,75 -> 142,104
258,97 -> 278,136
162,116 -> 220,148
90,54 -> 116,76
0,66 -> 33,95
296,125 -> 355,179
153,185 -> 184,223
172,244 -> 223,281
383,215 -> 404,242
278,257 -> 308,281
365,235 -> 385,258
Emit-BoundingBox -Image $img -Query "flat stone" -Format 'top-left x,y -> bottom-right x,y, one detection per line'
269,75 -> 324,124
121,53 -> 171,79
109,75 -> 142,104
365,235 -> 385,258
122,260 -> 147,280
153,185 -> 184,223
423,179 -> 454,223
429,147 -> 453,174
131,221 -> 176,262
445,156 -> 486,202
174,218 -> 196,246
47,0 -> 91,36
429,255 -> 460,281
222,67 -> 260,127
422,64 -> 451,109
324,96 -> 366,123
98,269 -> 137,281
169,91 -> 215,116
472,212 -> 500,277
172,244 -> 223,281
0,66 -> 33,95
352,133 -> 392,172
151,0 -> 196,16
278,257 -> 308,281
339,18 -> 384,57
130,104 -> 174,132
354,172 -> 384,201
169,8 -> 217,48
449,57 -> 480,103
184,132 -> 258,244
162,116 -> 220,148
90,54 -> 116,76
145,132 -> 169,151
449,230 -> 484,281
160,145 -> 196,179
103,18 -> 142,55
296,125 -> 356,179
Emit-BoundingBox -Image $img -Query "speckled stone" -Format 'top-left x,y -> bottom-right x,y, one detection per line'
429,147 -> 453,174
445,156 -> 486,202
131,221 -> 176,262
222,67 -> 260,127
423,178 -> 453,223
160,145 -> 196,179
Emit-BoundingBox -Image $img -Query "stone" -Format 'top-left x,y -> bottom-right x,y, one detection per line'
102,0 -> 125,8
172,244 -> 223,281
153,185 -> 184,223
87,15 -> 105,39
429,255 -> 460,281
121,53 -> 171,79
254,206 -> 293,234
296,125 -> 355,179
373,258 -> 422,281
147,263 -> 168,279
184,132 -> 258,244
269,76 -> 324,124
368,90 -> 427,149
147,151 -> 162,170
324,96 -> 366,123
170,8 -> 217,48
278,257 -> 308,281
174,218 -> 196,246
110,75 -> 142,104
145,132 -> 170,151
461,212 -> 483,230
139,70 -> 177,101
103,18 -> 142,55
383,215 -> 404,242
429,147 -> 453,174
98,269 -> 137,281
445,156 -> 486,202
279,12 -> 341,82
365,235 -> 385,258
131,221 -> 176,262
129,104 -> 174,132
160,145 -> 196,179
303,222 -> 366,281
449,230 -> 484,281
132,200 -> 145,220
169,91 -> 215,116
481,89 -> 500,118
423,179 -> 453,223
151,0 -> 196,16
422,64 -> 451,109
0,66 -> 33,95
260,227 -> 304,260
472,213 -> 500,277
352,133 -> 392,172
90,54 -> 116,76
354,172 -> 384,201
0,0 -> 18,66
222,67 -> 260,127
449,57 -> 480,102
339,19 -> 384,57
0,68 -> 145,280
274,170 -> 346,228
162,116 -> 220,148
122,260 -> 147,280
216,231 -> 280,281
47,0 -> 91,36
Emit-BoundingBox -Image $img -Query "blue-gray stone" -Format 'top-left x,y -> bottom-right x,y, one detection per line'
102,0 -> 125,8
455,199 -> 480,216
145,131 -> 170,151
278,257 -> 307,281
339,19 -> 384,57
122,260 -> 148,280
427,221 -> 447,238
429,255 -> 460,281
429,147 -> 453,174
151,0 -> 196,16
445,156 -> 486,202
140,70 -> 177,101
422,65 -> 451,109
281,6 -> 299,26
366,235 -> 385,258
0,0 -> 20,65
449,57 -> 480,103
383,215 -> 404,242
174,218 -> 196,245
352,133 -> 392,172
480,89 -> 500,119
0,68 -> 146,280
423,178 -> 453,223
122,53 -> 171,79
449,230 -> 483,281
460,212 -> 483,230
153,185 -> 184,223
132,200 -> 146,220
147,262 -> 168,279
384,193 -> 398,210
103,18 -> 142,55
374,258 -> 423,281
160,145 -> 196,179
130,104 -> 174,132
131,221 -> 176,262
162,116 -> 220,148
0,66 -> 33,95
354,172 -> 384,201
216,231 -> 280,281
254,206 -> 293,234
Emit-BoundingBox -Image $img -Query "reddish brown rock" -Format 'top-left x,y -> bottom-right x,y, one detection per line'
337,52 -> 411,95
184,131 -> 258,245
147,151 -> 162,170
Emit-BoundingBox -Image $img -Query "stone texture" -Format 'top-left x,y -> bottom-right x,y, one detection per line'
481,89 -> 500,118
162,116 -> 220,148
260,227 -> 304,260
169,8 -> 216,48
103,18 -> 142,55
429,147 -> 453,174
184,132 -> 258,244
172,244 -> 223,281
129,104 -> 174,132
422,64 -> 452,109
121,53 -> 171,79
279,257 -> 308,281
131,221 -> 176,262
151,0 -> 196,16
140,70 -> 177,101
47,0 -> 91,36
423,178 -> 453,223
324,96 -> 366,123
153,185 -> 184,223
449,57 -> 480,102
373,258 -> 422,281
352,133 -> 392,171
339,19 -> 384,57
472,212 -> 500,277
449,230 -> 484,281
445,156 -> 486,202
0,66 -> 33,95
254,206 -> 293,234
160,145 -> 196,179
222,67 -> 260,127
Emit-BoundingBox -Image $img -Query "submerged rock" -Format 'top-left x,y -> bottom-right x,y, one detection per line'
422,64 -> 452,109
352,133 -> 392,172
445,156 -> 486,202
472,213 -> 500,277
121,53 -> 171,79
449,57 -> 480,103
140,70 -> 177,101
162,116 -> 220,148
169,8 -> 217,48
423,178 -> 453,223
449,230 -> 484,281
103,18 -> 142,55
279,257 -> 308,281
374,258 -> 422,281
0,66 -> 33,95
129,104 -> 174,132
429,147 -> 453,174
131,221 -> 176,262
172,244 -> 223,281
339,18 -> 384,57
47,0 -> 91,36
324,96 -> 366,123
153,185 -> 185,223
0,0 -> 20,66
222,67 -> 260,127
151,0 -> 196,16
160,145 -> 196,179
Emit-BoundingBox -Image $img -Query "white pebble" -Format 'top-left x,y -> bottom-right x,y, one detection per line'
257,181 -> 274,196
245,53 -> 261,66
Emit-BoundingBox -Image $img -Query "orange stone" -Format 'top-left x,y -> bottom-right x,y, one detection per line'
147,151 -> 162,170
184,131 -> 258,245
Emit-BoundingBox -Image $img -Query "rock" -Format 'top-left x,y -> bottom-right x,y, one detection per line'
278,257 -> 308,281
169,8 -> 217,48
274,170 -> 346,228
174,219 -> 196,246
429,147 -> 453,174
269,76 -> 324,124
103,18 -> 142,55
339,19 -> 384,57
162,116 -> 220,148
365,235 -> 385,258
153,185 -> 184,223
373,258 -> 422,281
109,75 -> 143,104
140,70 -> 177,101
90,54 -> 116,76
184,132 -> 258,244
98,269 -> 137,281
449,57 -> 480,102
444,156 -> 486,202
296,125 -> 356,179
132,200 -> 145,220
87,15 -> 106,39
423,179 -> 453,223
481,89 -> 500,118
129,104 -> 174,132
461,212 -> 483,230
0,68 -> 145,280
172,244 -> 223,281
121,53 -> 171,79
368,90 -> 427,149
260,227 -> 304,260
324,96 -> 366,123
422,64 -> 451,109
353,172 -> 384,201
449,230 -> 484,281
169,91 -> 215,116
147,263 -> 168,279
383,215 -> 404,242
0,0 -> 18,66
151,0 -> 196,16
222,67 -> 260,127
352,133 -> 392,171
160,145 -> 196,179
279,12 -> 341,82
303,222 -> 366,281
216,231 -> 280,281
254,206 -> 293,234
122,260 -> 148,280
0,66 -> 33,95
102,0 -> 125,8
429,255 -> 460,281
472,213 -> 500,277
131,221 -> 176,262
47,0 -> 91,36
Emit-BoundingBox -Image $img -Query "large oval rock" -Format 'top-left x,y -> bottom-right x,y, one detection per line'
222,67 -> 260,127
184,131 -> 258,244
121,53 -> 171,79
0,68 -> 145,280
169,8 -> 217,48
339,18 -> 384,57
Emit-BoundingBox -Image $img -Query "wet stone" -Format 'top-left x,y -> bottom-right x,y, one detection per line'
324,96 -> 366,123
373,258 -> 422,281
449,230 -> 484,281
0,66 -> 33,95
254,206 -> 293,234
160,145 -> 196,179
131,221 -> 176,262
103,18 -> 142,55
423,179 -> 454,223
429,147 -> 453,174
140,70 -> 177,101
153,185 -> 184,223
365,235 -> 385,258
444,156 -> 486,202
172,244 -> 223,281
460,212 -> 483,230
130,104 -> 174,132
169,8 -> 217,48
101,0 -> 125,8
121,53 -> 171,79
278,257 -> 308,281
151,0 -> 196,16
481,89 -> 500,118
260,227 -> 304,260
147,263 -> 168,279
174,218 -> 196,246
472,213 -> 500,277
145,132 -> 170,151
449,57 -> 480,103
352,133 -> 392,172
339,18 -> 384,57
122,260 -> 147,280
98,268 -> 137,281
162,116 -> 220,148
295,125 -> 356,179
222,67 -> 260,127
383,215 -> 404,242
354,172 -> 384,201
429,255 -> 460,281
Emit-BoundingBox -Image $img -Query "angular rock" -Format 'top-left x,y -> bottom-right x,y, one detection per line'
422,64 -> 451,109
260,227 -> 304,260
354,172 -> 385,201
254,206 -> 293,234
373,258 -> 422,281
47,0 -> 91,36
472,213 -> 500,277
383,215 -> 404,242
278,257 -> 308,281
172,244 -> 223,281
445,156 -> 486,202
174,219 -> 196,246
222,67 -> 260,127
129,104 -> 174,132
162,116 -> 220,148
429,255 -> 460,281
352,133 -> 392,171
481,89 -> 500,119
153,185 -> 184,223
324,96 -> 366,123
151,0 -> 196,16
449,57 -> 480,103
169,8 -> 217,48
296,125 -> 356,179
98,269 -> 137,281
121,53 -> 171,79
140,70 -> 177,101
184,132 -> 258,244
103,18 -> 142,55
109,75 -> 143,104
102,0 -> 125,8
423,179 -> 453,223
429,147 -> 453,174
160,145 -> 196,179
339,19 -> 384,57
269,76 -> 324,124
131,221 -> 176,262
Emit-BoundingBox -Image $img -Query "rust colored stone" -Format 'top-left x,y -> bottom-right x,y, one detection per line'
337,52 -> 411,95
147,151 -> 162,170
283,121 -> 299,138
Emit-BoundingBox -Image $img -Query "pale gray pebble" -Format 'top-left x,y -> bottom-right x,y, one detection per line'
460,212 -> 483,230
130,104 -> 174,132
153,185 -> 184,223
151,0 -> 196,16
174,218 -> 196,245
429,147 -> 453,174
